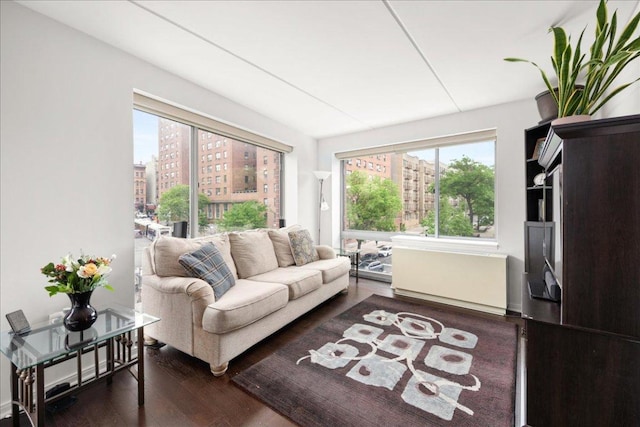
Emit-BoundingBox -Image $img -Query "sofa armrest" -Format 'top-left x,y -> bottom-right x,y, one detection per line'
143,274 -> 213,299
316,245 -> 336,259
142,274 -> 215,330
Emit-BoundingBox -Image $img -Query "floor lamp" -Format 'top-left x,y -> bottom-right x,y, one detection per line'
313,171 -> 331,243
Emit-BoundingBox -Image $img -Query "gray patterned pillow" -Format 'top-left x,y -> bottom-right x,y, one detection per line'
288,229 -> 319,266
179,243 -> 235,299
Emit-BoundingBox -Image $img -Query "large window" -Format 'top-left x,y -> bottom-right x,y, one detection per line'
133,95 -> 290,303
339,130 -> 496,280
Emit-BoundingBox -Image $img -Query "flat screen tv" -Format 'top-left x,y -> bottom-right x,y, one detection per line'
542,163 -> 562,301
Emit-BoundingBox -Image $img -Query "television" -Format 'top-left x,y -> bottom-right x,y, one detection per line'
541,163 -> 562,301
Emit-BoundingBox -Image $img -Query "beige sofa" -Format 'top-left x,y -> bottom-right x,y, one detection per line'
141,228 -> 350,376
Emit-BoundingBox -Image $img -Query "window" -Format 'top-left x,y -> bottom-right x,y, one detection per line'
337,129 -> 496,280
133,95 -> 290,305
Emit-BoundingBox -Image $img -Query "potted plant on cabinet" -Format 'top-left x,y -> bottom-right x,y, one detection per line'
505,0 -> 640,122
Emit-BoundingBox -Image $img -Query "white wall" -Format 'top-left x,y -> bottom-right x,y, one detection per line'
0,1 -> 316,411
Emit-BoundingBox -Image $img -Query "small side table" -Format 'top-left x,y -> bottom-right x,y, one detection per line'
335,248 -> 360,284
0,306 -> 159,427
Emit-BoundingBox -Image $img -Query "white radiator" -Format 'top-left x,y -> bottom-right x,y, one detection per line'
392,246 -> 507,315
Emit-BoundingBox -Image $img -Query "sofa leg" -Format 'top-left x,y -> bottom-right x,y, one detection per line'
210,362 -> 229,377
144,335 -> 158,346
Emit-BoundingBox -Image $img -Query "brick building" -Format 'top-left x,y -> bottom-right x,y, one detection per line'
156,118 -> 281,229
134,162 -> 146,212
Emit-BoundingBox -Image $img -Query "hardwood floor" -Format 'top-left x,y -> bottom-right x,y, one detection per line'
2,278 -> 522,426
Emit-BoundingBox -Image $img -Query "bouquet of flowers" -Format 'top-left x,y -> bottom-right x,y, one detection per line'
41,253 -> 116,296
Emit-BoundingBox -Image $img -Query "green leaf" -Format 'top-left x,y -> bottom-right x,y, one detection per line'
551,27 -> 568,67
606,11 -> 617,58
45,285 -> 60,296
613,7 -> 640,52
596,0 -> 607,34
590,77 -> 640,113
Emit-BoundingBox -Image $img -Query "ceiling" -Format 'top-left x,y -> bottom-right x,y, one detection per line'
17,0 -> 640,139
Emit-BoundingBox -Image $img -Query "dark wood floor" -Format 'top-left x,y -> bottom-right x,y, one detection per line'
2,278 -> 522,426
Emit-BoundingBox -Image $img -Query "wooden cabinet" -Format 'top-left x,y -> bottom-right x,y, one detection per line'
523,114 -> 640,427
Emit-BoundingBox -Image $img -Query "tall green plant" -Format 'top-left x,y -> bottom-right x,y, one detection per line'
505,0 -> 640,117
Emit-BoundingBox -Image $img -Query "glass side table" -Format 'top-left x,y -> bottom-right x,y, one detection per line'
335,248 -> 360,284
0,306 -> 159,427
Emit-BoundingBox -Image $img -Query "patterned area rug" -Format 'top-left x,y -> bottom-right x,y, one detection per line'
233,295 -> 518,426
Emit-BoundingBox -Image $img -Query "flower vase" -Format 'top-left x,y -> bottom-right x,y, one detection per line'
64,291 -> 98,331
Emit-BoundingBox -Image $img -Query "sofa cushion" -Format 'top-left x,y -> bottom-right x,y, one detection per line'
152,234 -> 237,279
229,230 -> 279,279
298,257 -> 351,284
202,280 -> 288,334
268,224 -> 301,267
178,243 -> 236,299
249,267 -> 322,300
288,229 -> 319,266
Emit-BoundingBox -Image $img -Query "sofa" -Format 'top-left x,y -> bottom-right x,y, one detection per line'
141,227 -> 351,376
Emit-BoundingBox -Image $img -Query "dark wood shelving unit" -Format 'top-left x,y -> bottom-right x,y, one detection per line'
522,114 -> 640,426
524,122 -> 553,221
523,122 -> 553,284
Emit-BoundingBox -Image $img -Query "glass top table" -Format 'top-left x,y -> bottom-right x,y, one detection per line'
1,305 -> 159,426
1,306 -> 158,370
334,248 -> 361,283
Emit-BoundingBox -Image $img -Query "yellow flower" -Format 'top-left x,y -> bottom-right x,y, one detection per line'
78,262 -> 98,278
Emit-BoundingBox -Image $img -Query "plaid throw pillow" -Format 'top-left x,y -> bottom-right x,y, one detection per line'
179,243 -> 235,299
288,229 -> 319,266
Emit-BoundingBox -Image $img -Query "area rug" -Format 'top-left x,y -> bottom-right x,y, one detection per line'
232,295 -> 518,426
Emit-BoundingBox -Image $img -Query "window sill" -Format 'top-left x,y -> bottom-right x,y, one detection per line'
391,234 -> 499,254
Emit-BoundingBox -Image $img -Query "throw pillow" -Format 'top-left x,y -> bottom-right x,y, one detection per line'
268,224 -> 302,267
288,229 -> 319,266
152,234 -> 236,279
228,230 -> 279,279
178,243 -> 235,299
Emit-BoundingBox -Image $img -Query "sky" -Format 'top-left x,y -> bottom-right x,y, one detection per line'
133,109 -> 159,165
411,140 -> 495,167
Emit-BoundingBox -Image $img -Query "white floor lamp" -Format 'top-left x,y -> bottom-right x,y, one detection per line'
313,171 -> 331,243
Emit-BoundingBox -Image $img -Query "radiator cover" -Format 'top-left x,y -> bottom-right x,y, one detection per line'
392,246 -> 507,315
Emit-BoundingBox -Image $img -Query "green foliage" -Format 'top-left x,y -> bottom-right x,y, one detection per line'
438,156 -> 494,230
217,200 -> 267,231
504,0 -> 640,117
345,171 -> 403,231
421,201 -> 474,237
157,185 -> 210,228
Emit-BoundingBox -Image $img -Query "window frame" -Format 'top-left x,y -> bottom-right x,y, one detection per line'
133,93 -> 290,237
336,128 -> 498,279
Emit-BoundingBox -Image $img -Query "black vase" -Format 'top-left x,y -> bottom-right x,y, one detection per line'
64,291 -> 97,331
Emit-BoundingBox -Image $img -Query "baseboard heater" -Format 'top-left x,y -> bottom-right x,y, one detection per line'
391,246 -> 508,315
